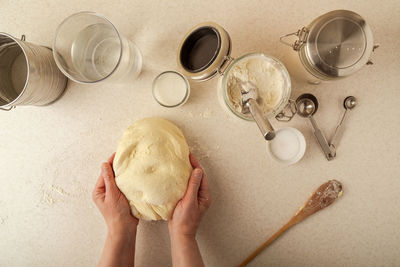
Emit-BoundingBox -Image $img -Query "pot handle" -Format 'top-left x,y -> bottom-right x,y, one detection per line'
0,106 -> 15,111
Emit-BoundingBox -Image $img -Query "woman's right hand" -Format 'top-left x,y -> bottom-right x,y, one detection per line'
168,153 -> 211,238
168,153 -> 211,267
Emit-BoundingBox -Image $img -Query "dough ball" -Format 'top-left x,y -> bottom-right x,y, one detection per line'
114,117 -> 192,221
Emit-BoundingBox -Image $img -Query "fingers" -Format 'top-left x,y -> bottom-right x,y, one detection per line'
198,172 -> 211,210
93,153 -> 119,206
189,153 -> 201,169
108,153 -> 116,165
92,173 -> 106,203
94,172 -> 105,190
101,162 -> 119,199
184,168 -> 203,203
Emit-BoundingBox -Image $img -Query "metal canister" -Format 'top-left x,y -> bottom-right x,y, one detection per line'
0,33 -> 67,111
177,22 -> 232,81
280,10 -> 378,84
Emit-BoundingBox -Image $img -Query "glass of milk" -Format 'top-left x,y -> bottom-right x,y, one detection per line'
53,12 -> 142,84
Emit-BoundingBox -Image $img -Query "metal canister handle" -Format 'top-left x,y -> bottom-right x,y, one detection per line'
0,34 -> 26,111
280,27 -> 308,51
0,106 -> 16,111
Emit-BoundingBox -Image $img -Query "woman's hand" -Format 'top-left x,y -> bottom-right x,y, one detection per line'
168,154 -> 211,267
92,153 -> 138,236
168,153 -> 211,238
93,153 -> 138,267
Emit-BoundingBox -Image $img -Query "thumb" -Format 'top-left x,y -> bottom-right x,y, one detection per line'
101,163 -> 119,198
184,168 -> 203,203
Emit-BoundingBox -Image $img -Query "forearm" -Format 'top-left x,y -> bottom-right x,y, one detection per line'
99,231 -> 136,267
170,233 -> 205,267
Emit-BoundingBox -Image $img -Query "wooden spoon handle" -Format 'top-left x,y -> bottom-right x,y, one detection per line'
238,218 -> 296,267
238,180 -> 343,266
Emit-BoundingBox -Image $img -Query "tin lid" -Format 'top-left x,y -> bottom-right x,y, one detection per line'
305,10 -> 374,78
177,22 -> 231,81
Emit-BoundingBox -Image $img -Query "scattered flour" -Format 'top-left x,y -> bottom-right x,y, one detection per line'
40,184 -> 69,205
199,108 -> 212,118
51,185 -> 69,196
41,191 -> 56,204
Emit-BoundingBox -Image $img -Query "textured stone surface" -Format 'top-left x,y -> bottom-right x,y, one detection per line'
0,0 -> 399,266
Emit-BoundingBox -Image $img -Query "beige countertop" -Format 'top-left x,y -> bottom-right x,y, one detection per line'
1,0 -> 400,266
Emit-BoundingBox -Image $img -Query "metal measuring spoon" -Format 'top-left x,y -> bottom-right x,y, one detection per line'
296,94 -> 334,160
329,96 -> 357,156
237,79 -> 275,141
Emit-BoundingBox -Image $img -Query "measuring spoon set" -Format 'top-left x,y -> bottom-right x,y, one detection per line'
295,94 -> 357,161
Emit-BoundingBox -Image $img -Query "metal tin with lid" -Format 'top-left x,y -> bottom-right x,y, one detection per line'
177,22 -> 232,81
280,10 -> 378,82
176,22 -> 292,122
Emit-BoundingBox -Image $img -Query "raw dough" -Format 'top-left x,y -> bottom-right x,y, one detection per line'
114,117 -> 192,220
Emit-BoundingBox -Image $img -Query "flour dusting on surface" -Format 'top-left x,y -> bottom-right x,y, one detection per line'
40,184 -> 70,205
199,108 -> 213,118
41,191 -> 56,204
51,185 -> 69,196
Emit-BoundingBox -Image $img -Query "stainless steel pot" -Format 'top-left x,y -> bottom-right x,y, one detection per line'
280,10 -> 378,83
0,33 -> 67,110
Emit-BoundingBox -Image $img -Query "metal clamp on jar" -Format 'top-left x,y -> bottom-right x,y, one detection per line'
280,10 -> 379,84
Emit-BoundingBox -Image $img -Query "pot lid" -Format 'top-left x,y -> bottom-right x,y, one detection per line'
177,22 -> 231,81
305,10 -> 374,78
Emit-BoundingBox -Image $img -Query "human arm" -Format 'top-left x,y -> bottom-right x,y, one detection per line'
92,153 -> 139,267
168,154 -> 212,267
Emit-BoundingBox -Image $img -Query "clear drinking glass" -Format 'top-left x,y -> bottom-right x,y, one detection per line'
53,12 -> 142,84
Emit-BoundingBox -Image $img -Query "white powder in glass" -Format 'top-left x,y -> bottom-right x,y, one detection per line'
153,72 -> 188,107
268,127 -> 306,165
227,56 -> 284,115
270,129 -> 300,161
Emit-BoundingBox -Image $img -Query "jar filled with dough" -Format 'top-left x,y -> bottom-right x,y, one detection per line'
177,22 -> 292,121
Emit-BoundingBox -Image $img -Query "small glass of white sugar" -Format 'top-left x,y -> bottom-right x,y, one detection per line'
152,71 -> 190,108
267,127 -> 306,165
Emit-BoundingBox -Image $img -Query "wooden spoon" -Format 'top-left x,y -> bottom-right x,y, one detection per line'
239,180 -> 343,267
